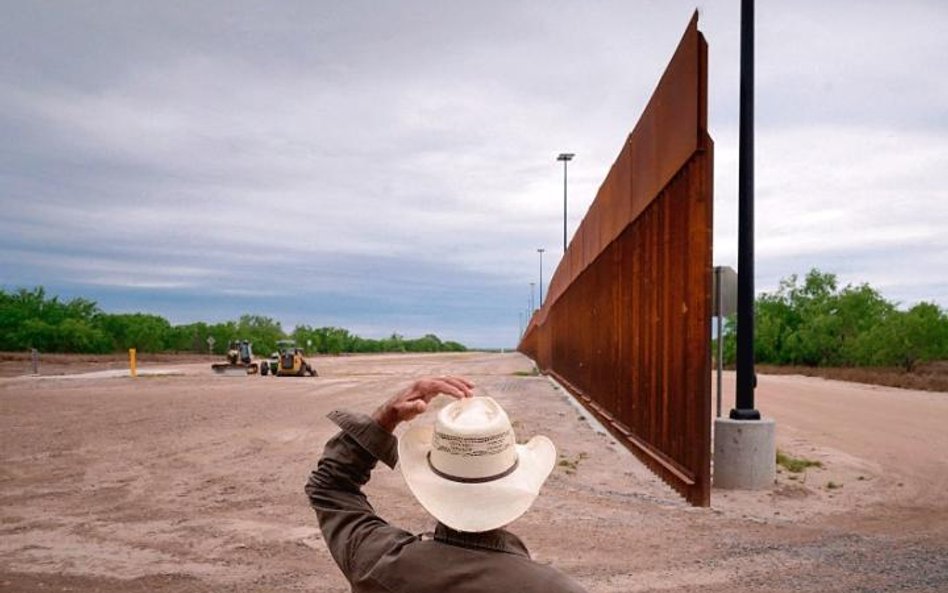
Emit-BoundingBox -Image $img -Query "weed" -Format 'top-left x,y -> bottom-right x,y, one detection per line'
557,452 -> 589,475
776,450 -> 823,473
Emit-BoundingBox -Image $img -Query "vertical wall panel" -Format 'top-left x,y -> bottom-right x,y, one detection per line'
519,14 -> 712,506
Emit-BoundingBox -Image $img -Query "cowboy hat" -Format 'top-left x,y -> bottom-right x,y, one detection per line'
398,396 -> 556,532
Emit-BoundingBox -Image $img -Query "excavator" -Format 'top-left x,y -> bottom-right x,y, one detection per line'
211,340 -> 260,375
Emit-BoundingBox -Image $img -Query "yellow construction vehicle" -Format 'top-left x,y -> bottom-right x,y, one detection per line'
261,340 -> 317,377
211,340 -> 260,375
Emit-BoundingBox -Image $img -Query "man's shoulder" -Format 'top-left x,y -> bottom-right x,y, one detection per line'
367,537 -> 588,593
506,554 -> 588,593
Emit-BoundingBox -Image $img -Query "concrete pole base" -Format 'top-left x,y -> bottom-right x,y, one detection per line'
713,417 -> 776,490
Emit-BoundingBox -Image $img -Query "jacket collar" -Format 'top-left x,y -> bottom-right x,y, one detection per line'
433,523 -> 530,558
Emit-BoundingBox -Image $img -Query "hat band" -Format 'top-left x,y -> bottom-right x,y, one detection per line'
426,451 -> 520,484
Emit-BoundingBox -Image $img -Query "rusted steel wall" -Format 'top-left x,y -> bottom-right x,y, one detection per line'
519,14 -> 712,506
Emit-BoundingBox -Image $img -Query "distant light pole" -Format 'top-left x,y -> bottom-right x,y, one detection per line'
557,153 -> 575,253
529,282 -> 536,312
537,248 -> 546,307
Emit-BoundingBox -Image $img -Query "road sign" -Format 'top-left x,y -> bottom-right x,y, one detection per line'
713,266 -> 738,317
712,265 -> 738,418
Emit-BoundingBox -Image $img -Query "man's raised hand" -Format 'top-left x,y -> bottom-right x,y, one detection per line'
372,376 -> 475,432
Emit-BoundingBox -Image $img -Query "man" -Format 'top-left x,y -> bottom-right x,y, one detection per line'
305,376 -> 588,592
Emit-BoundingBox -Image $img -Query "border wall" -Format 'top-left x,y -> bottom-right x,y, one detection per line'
519,14 -> 712,506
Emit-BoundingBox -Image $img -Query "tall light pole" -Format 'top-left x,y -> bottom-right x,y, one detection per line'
557,153 -> 575,253
537,248 -> 546,307
733,0 -> 760,421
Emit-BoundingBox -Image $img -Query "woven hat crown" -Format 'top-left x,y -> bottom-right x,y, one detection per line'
429,397 -> 518,482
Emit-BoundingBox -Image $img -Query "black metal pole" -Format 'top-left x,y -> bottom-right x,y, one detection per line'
538,248 -> 545,307
732,0 -> 760,420
562,159 -> 568,253
557,153 -> 574,253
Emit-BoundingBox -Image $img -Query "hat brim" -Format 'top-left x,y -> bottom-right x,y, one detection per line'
398,426 -> 556,532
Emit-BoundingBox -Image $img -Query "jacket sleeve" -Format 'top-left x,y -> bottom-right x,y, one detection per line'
304,410 -> 415,583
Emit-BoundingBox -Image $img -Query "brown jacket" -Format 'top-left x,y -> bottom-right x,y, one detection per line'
305,410 -> 588,593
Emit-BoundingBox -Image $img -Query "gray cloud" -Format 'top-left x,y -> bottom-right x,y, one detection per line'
2,1 -> 946,347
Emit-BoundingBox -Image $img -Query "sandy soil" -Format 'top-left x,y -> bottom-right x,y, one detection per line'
1,353 -> 946,592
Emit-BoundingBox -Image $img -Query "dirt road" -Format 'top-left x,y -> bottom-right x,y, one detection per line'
1,353 -> 946,592
751,372 -> 948,509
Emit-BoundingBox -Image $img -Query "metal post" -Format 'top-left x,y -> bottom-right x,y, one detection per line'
557,153 -> 575,253
716,310 -> 724,418
129,348 -> 137,378
537,248 -> 545,307
732,0 -> 760,421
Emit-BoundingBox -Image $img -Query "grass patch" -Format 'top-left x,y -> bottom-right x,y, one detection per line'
557,452 -> 589,475
511,368 -> 539,377
776,450 -> 823,473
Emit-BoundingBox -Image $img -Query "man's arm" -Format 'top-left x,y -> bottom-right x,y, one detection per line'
304,376 -> 475,584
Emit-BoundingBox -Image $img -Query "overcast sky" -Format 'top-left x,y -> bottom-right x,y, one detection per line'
2,1 -> 946,348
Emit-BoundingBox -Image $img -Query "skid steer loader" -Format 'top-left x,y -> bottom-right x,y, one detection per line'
261,340 -> 317,377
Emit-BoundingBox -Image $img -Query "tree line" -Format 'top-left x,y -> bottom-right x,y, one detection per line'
0,287 -> 467,356
721,269 -> 948,371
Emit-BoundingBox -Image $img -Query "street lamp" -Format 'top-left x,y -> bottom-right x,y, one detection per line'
557,153 -> 575,253
733,0 -> 760,421
537,248 -> 545,307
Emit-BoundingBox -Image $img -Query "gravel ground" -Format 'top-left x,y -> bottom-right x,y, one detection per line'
1,352 -> 946,592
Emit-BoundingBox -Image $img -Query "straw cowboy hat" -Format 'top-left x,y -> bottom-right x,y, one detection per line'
398,396 -> 557,532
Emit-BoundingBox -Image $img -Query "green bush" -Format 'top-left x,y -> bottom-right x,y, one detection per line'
96,313 -> 172,353
1,287 -> 468,356
720,269 -> 948,370
0,288 -> 111,353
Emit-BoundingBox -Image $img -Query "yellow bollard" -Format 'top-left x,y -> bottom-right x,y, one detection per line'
129,348 -> 137,378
